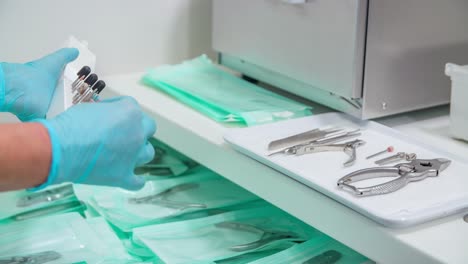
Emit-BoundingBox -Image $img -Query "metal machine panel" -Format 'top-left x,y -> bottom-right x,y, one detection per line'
213,0 -> 468,119
213,0 -> 367,99
362,0 -> 468,119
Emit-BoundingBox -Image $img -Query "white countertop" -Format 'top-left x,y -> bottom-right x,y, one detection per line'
105,72 -> 468,264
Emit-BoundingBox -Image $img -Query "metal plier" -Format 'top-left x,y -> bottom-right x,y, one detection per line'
337,158 -> 451,196
215,222 -> 304,252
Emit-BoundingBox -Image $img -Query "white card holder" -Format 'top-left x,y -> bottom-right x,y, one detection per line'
47,36 -> 96,118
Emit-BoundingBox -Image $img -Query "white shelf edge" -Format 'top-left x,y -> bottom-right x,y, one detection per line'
105,72 -> 468,264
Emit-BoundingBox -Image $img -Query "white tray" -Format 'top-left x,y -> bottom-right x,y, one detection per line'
224,113 -> 468,228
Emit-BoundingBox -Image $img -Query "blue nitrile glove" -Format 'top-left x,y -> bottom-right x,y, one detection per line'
34,96 -> 156,191
0,48 -> 79,121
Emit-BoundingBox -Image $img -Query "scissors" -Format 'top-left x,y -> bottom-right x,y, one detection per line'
337,158 -> 451,196
215,221 -> 304,252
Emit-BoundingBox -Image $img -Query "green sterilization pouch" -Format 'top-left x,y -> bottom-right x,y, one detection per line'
122,200 -> 273,261
0,213 -> 133,263
249,235 -> 373,264
142,55 -> 312,126
211,247 -> 290,264
0,184 -> 86,223
85,217 -> 133,261
89,166 -> 260,232
132,205 -> 322,264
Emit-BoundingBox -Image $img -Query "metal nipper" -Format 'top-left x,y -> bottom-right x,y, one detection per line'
337,158 -> 451,196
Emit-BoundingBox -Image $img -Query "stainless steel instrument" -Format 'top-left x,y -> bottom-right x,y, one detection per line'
0,251 -> 62,264
295,139 -> 366,167
375,152 -> 417,166
337,158 -> 451,196
267,128 -> 342,151
128,183 -> 207,210
268,129 -> 362,158
215,221 -> 303,252
16,184 -> 75,207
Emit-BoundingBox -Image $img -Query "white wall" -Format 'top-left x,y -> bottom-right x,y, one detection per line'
0,0 -> 214,75
0,0 -> 214,122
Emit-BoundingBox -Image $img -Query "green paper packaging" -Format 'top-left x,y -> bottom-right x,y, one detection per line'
0,213 -> 131,263
89,166 -> 260,232
142,55 -> 312,126
133,206 -> 321,264
249,235 -> 373,264
0,184 -> 85,223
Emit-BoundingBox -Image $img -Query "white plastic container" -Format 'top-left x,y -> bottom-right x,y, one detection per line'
47,36 -> 96,118
445,63 -> 468,141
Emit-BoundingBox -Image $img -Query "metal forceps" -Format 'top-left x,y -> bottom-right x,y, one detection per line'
337,158 -> 451,196
267,128 -> 343,151
0,251 -> 62,264
268,130 -> 361,156
128,183 -> 207,210
215,222 -> 304,252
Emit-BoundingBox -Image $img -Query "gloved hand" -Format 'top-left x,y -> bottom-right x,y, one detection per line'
34,96 -> 156,190
0,48 -> 79,121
